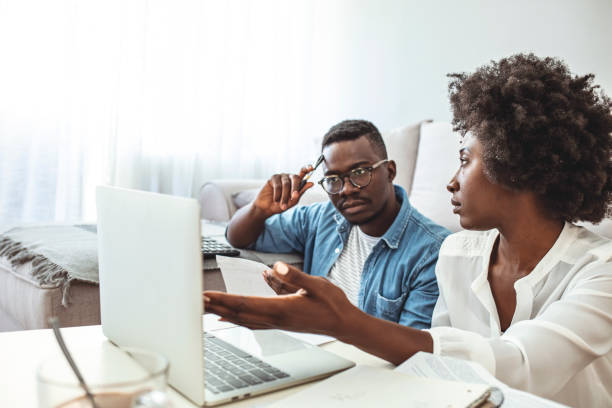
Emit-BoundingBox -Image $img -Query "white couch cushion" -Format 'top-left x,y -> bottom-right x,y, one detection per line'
199,179 -> 265,221
410,122 -> 462,232
382,121 -> 424,195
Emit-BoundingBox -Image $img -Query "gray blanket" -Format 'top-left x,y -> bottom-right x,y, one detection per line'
0,225 -> 99,307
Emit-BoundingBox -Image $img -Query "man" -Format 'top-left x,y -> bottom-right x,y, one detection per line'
226,119 -> 449,328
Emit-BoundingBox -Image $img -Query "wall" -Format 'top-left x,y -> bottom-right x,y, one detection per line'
306,0 -> 612,134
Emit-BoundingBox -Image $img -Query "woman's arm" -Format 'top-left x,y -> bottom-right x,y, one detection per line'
428,264 -> 612,398
204,262 -> 433,365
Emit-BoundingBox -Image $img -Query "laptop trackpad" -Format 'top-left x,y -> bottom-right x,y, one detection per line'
213,326 -> 309,357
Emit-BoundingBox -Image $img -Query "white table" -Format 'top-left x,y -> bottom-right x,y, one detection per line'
0,325 -> 392,407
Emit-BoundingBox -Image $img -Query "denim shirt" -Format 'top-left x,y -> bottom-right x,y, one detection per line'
250,185 -> 450,329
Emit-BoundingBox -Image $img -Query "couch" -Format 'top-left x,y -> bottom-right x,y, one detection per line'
199,120 -> 612,238
3,120 -> 610,332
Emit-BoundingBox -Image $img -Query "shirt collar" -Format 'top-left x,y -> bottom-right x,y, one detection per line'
470,222 -> 579,333
471,222 -> 577,288
515,221 -> 577,287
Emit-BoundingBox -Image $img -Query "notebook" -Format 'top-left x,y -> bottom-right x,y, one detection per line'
96,185 -> 354,406
267,365 -> 493,407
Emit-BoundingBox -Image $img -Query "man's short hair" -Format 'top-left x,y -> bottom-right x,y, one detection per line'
321,119 -> 387,159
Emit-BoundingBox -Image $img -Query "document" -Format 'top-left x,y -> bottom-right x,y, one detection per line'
268,365 -> 492,407
213,258 -> 336,346
397,352 -> 568,408
216,255 -> 276,296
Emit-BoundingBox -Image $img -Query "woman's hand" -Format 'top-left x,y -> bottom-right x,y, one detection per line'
261,268 -> 301,294
204,262 -> 359,338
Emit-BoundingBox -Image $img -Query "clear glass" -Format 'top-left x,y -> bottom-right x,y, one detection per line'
37,344 -> 171,408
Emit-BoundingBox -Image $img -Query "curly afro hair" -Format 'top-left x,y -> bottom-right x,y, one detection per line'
448,53 -> 612,224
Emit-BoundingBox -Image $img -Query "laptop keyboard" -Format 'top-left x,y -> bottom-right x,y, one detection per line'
201,236 -> 240,258
204,333 -> 290,394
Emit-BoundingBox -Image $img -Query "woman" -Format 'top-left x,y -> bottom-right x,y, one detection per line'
204,54 -> 612,407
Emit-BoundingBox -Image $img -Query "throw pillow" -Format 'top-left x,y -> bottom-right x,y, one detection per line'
382,121 -> 428,195
409,122 -> 462,232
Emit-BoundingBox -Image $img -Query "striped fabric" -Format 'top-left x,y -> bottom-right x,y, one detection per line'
328,227 -> 380,305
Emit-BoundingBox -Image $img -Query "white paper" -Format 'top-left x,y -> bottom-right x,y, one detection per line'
397,352 -> 503,387
268,365 -> 491,408
251,251 -> 304,267
397,352 -> 568,408
216,255 -> 276,296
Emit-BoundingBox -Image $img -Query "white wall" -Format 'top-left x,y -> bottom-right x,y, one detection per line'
306,0 -> 612,135
1,0 -> 611,226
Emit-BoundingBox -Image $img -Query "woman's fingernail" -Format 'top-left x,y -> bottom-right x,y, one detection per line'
204,296 -> 211,303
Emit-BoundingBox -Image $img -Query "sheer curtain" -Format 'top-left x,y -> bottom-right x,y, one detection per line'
0,0 -> 324,227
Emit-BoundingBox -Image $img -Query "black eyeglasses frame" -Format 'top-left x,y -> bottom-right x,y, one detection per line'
317,159 -> 389,195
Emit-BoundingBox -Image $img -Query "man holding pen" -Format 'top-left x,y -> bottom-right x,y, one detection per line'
226,119 -> 449,328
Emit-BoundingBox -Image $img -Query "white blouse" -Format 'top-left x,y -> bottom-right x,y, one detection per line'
427,223 -> 612,407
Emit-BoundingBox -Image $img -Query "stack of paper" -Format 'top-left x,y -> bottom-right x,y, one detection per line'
398,352 -> 568,408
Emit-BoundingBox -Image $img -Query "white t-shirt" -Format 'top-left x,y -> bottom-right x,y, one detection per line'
328,226 -> 380,305
427,222 -> 612,407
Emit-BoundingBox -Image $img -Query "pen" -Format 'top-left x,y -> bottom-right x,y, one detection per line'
298,154 -> 324,190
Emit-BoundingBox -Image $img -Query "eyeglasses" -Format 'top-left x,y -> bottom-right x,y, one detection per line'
318,159 -> 389,195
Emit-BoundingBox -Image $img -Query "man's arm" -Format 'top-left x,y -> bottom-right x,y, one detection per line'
226,166 -> 313,248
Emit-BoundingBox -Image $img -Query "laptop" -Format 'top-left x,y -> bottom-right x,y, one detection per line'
96,186 -> 354,406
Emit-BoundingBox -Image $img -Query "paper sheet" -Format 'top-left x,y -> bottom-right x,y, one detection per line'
216,255 -> 276,296
397,352 -> 568,408
214,257 -> 336,345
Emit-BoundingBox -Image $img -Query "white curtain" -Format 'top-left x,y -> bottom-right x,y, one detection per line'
0,0 -> 325,227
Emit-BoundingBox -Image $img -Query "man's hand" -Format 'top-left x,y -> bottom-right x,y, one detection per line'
203,262 -> 359,337
253,166 -> 314,217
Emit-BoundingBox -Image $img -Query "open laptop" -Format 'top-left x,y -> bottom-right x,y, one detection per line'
96,186 -> 354,406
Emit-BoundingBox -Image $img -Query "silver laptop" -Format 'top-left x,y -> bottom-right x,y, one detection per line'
96,186 -> 354,406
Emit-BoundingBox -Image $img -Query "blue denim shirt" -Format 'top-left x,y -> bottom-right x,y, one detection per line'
250,185 -> 450,329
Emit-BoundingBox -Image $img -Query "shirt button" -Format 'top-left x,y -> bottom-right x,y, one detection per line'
335,248 -> 340,254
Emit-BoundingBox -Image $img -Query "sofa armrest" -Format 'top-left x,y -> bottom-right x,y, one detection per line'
198,179 -> 266,222
198,179 -> 330,222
